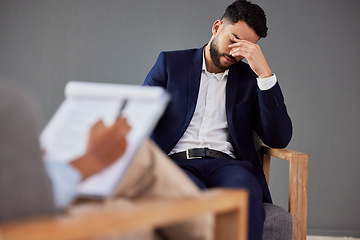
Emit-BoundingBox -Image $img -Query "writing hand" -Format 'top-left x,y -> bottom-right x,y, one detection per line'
70,117 -> 131,180
229,39 -> 272,79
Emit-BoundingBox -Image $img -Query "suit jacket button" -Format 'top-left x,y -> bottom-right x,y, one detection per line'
273,96 -> 279,108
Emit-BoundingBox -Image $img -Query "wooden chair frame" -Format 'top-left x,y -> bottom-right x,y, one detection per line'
261,146 -> 309,240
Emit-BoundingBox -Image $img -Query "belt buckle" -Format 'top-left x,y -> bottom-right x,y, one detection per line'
186,148 -> 202,159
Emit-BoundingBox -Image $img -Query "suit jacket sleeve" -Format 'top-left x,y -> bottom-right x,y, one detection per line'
254,82 -> 292,148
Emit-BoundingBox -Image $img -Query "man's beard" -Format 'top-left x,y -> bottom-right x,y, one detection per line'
209,37 -> 236,71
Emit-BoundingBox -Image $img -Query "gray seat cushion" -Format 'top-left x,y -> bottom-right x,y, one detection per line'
263,203 -> 293,240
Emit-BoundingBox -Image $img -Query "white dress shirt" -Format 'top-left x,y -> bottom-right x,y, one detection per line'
170,51 -> 277,158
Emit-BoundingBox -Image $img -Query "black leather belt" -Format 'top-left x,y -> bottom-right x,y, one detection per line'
169,148 -> 233,160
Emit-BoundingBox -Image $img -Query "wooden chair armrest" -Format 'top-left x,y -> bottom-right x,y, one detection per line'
261,145 -> 307,162
261,145 -> 308,240
0,189 -> 248,240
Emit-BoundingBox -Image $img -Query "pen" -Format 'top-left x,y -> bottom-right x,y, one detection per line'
118,99 -> 128,117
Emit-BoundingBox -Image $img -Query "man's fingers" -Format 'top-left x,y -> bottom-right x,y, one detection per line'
229,39 -> 252,48
89,120 -> 106,138
228,40 -> 272,78
112,117 -> 131,135
230,49 -> 249,57
229,41 -> 257,55
90,118 -> 131,145
91,120 -> 105,130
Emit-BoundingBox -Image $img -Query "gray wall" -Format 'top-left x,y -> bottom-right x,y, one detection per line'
1,0 -> 359,237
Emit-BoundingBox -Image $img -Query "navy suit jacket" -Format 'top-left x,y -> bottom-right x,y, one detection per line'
143,46 -> 292,203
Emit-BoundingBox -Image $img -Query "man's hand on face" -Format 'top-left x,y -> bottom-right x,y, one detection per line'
70,117 -> 131,180
229,39 -> 273,79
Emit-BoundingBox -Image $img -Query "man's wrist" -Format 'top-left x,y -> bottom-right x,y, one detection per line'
70,153 -> 103,180
258,72 -> 273,79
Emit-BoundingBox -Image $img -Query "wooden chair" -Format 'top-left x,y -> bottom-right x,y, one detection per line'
261,146 -> 309,240
0,189 -> 249,240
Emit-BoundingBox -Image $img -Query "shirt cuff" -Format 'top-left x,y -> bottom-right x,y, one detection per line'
44,160 -> 82,210
256,73 -> 277,90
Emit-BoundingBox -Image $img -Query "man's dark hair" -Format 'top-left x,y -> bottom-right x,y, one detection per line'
221,0 -> 268,38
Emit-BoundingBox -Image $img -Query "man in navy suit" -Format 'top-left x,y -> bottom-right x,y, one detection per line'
143,0 -> 292,239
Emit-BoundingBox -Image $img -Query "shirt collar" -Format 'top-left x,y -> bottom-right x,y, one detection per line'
202,51 -> 229,81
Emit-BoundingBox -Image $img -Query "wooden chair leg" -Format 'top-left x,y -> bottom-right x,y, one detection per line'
289,153 -> 308,240
261,146 -> 309,240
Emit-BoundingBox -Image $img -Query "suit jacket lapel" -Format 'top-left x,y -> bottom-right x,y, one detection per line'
226,66 -> 242,156
180,47 -> 204,135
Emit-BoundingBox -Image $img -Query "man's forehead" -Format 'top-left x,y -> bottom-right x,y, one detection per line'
225,21 -> 260,43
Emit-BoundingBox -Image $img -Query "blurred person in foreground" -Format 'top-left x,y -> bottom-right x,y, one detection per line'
0,82 -> 213,240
